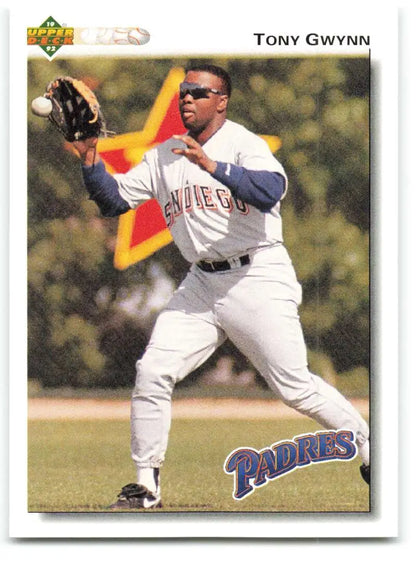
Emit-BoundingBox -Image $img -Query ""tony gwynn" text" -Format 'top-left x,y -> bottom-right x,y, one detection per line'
253,33 -> 370,46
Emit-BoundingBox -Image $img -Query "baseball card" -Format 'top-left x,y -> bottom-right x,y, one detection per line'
6,0 -> 407,548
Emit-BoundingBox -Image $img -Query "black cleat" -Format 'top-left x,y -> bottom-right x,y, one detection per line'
108,483 -> 162,510
360,464 -> 370,485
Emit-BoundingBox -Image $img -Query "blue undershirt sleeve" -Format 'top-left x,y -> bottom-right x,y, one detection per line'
212,162 -> 286,212
82,159 -> 131,217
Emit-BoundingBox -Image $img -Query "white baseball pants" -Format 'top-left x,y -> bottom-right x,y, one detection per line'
130,244 -> 369,468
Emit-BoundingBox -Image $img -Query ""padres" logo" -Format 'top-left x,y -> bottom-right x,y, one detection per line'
224,430 -> 357,500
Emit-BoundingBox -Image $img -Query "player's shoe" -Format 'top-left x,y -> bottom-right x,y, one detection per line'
108,483 -> 162,510
360,464 -> 370,485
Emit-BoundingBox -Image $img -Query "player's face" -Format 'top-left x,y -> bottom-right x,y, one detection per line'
179,71 -> 228,134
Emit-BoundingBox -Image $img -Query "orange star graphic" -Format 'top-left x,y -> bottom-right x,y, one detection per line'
97,67 -> 281,270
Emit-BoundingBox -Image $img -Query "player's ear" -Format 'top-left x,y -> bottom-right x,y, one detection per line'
217,94 -> 228,113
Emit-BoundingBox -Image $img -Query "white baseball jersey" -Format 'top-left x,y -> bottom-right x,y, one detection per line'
115,119 -> 288,263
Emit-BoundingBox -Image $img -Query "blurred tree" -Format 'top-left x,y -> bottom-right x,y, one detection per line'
27,55 -> 369,390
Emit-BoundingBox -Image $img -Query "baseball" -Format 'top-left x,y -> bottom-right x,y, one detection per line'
31,96 -> 53,117
80,28 -> 99,45
96,28 -> 114,45
128,28 -> 151,45
112,28 -> 130,45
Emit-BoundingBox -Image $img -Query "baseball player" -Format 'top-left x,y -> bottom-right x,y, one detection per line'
73,64 -> 370,509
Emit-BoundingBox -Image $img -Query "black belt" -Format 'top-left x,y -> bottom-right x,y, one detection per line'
197,254 -> 250,272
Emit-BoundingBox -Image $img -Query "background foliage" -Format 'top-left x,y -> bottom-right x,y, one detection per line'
27,56 -> 370,394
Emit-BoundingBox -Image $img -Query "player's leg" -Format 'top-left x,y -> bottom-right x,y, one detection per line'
224,299 -> 370,464
110,304 -> 226,510
126,267 -> 227,505
131,306 -> 225,470
216,245 -> 370,464
109,269 -> 227,509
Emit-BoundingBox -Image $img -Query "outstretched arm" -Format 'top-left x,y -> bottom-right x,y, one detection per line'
73,137 -> 131,217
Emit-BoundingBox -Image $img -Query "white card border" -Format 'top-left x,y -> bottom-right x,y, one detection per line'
7,0 -> 403,541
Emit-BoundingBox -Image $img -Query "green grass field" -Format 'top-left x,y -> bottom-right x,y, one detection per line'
28,417 -> 370,513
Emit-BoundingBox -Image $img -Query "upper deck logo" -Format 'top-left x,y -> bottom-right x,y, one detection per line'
27,16 -> 74,59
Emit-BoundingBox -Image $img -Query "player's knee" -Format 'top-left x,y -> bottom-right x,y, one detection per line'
267,367 -> 318,409
132,354 -> 176,398
276,382 -> 315,409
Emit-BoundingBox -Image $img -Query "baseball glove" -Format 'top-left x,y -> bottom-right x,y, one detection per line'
45,76 -> 109,142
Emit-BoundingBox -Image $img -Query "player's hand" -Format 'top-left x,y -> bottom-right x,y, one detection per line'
72,137 -> 100,166
172,135 -> 217,174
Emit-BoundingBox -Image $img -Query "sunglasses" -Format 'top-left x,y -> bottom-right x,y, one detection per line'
179,82 -> 224,99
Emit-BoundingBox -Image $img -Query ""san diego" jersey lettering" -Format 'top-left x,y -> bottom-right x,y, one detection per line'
163,185 -> 250,227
